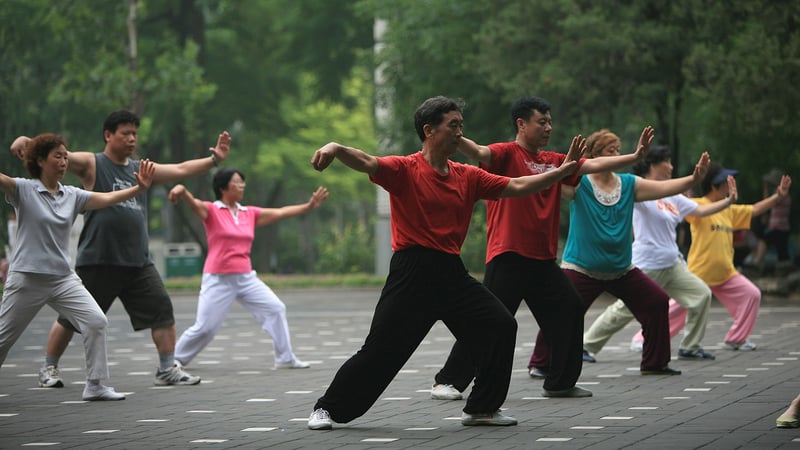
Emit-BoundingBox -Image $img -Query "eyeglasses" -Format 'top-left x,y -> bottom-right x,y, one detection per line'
231,181 -> 246,187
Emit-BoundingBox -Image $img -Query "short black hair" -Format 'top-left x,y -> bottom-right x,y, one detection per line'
631,145 -> 671,176
413,96 -> 464,142
212,167 -> 245,200
510,96 -> 551,133
103,110 -> 140,142
26,133 -> 67,179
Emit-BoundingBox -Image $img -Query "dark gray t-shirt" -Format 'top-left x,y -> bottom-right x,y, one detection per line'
76,153 -> 151,267
6,178 -> 90,275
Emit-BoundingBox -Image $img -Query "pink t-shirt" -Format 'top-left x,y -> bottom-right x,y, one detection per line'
202,201 -> 262,274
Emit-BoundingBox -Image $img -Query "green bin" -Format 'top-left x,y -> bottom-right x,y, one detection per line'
164,243 -> 203,278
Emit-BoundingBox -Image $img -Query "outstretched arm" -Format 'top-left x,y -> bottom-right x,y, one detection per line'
83,159 -> 155,210
689,175 -> 738,217
635,152 -> 710,202
168,184 -> 209,221
457,137 -> 492,166
256,186 -> 329,227
752,174 -> 792,217
578,126 -> 654,176
501,159 -> 579,198
152,131 -> 231,185
311,142 -> 378,176
0,172 -> 16,197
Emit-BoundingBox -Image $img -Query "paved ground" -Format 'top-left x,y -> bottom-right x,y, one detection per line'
1,287 -> 799,449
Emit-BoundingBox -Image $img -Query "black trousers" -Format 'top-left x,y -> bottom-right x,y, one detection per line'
314,247 -> 517,423
435,252 -> 584,391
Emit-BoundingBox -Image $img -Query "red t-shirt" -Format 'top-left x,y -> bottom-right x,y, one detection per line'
370,152 -> 510,255
483,142 -> 584,263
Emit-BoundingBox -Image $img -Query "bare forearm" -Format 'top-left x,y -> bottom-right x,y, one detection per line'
752,193 -> 783,217
502,170 -> 564,198
152,156 -> 216,184
85,186 -> 143,210
457,137 -> 492,165
636,175 -> 694,202
579,153 -> 637,176
334,145 -> 379,175
691,197 -> 731,217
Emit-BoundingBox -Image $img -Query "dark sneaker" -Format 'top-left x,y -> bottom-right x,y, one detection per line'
154,365 -> 201,386
582,349 -> 597,363
461,410 -> 517,426
38,365 -> 64,388
528,367 -> 547,379
641,366 -> 682,375
678,348 -> 716,360
542,386 -> 593,398
308,408 -> 333,430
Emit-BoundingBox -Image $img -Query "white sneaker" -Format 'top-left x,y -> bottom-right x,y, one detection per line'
308,408 -> 333,430
630,340 -> 643,352
154,365 -> 201,385
274,359 -> 310,369
724,340 -> 757,351
38,365 -> 64,388
430,383 -> 463,400
82,384 -> 125,401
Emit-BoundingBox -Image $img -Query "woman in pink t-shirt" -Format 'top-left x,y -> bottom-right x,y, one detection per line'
169,167 -> 328,369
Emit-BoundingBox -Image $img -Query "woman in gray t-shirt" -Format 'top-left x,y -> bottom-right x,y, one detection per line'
0,133 -> 154,401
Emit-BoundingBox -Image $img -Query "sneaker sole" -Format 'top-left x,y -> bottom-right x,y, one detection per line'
83,395 -> 126,401
154,378 -> 201,386
39,380 -> 64,388
308,423 -> 333,430
461,419 -> 518,426
431,394 -> 463,400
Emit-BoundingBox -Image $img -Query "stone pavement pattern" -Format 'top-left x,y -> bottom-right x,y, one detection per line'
1,287 -> 799,449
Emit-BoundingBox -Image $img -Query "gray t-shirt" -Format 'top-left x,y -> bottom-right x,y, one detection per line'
5,178 -> 90,275
76,153 -> 151,267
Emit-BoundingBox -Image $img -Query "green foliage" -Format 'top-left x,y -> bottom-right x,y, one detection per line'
4,0 -> 800,272
315,221 -> 375,274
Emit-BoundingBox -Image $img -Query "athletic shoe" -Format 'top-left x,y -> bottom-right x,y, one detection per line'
582,349 -> 597,363
154,365 -> 201,386
724,340 -> 757,351
82,384 -> 125,401
430,383 -> 463,400
461,410 -> 517,426
542,386 -> 593,398
630,340 -> 643,352
776,414 -> 800,428
38,365 -> 64,388
640,366 -> 682,375
528,367 -> 547,378
308,408 -> 333,430
678,348 -> 716,360
274,359 -> 310,369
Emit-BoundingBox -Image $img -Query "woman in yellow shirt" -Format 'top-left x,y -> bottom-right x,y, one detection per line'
685,162 -> 791,350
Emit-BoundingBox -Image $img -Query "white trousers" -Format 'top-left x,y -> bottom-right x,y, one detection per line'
175,271 -> 297,365
0,271 -> 110,380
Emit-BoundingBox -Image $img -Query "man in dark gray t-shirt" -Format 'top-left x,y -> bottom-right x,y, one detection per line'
36,110 -> 231,389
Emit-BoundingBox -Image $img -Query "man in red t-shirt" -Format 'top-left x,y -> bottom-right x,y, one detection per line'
431,96 -> 650,398
306,96 -> 579,430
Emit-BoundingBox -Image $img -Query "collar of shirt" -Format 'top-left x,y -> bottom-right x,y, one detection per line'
34,180 -> 65,197
212,200 -> 248,211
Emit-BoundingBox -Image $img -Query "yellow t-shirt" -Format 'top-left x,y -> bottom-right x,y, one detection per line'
685,198 -> 753,286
